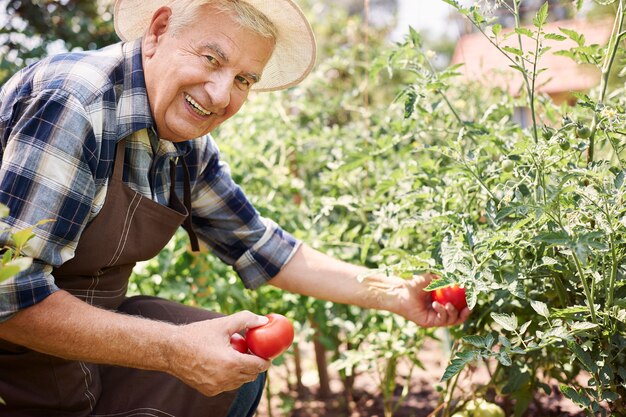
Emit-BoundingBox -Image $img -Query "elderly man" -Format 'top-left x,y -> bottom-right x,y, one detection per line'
0,0 -> 470,415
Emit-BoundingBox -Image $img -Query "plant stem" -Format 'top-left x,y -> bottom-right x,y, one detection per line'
607,211 -> 618,308
572,252 -> 597,323
588,0 -> 626,164
512,0 -> 539,143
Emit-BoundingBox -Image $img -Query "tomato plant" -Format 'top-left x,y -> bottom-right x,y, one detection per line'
128,0 -> 626,414
430,284 -> 467,312
230,333 -> 249,354
246,313 -> 294,360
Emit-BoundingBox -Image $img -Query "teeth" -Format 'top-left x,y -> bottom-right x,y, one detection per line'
185,94 -> 211,116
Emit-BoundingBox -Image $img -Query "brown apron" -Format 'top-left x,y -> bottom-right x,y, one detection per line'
0,135 -> 237,416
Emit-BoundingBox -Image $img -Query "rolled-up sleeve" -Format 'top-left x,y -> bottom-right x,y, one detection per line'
190,138 -> 300,289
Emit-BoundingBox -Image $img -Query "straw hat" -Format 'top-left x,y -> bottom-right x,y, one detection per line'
113,0 -> 316,92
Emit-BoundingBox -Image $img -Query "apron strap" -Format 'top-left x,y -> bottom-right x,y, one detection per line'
169,158 -> 200,252
114,138 -> 127,181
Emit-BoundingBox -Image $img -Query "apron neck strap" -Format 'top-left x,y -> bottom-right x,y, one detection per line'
170,157 -> 200,252
114,138 -> 127,181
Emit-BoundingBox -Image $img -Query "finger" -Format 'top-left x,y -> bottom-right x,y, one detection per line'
224,310 -> 269,334
234,354 -> 271,376
236,359 -> 269,375
239,368 -> 266,383
410,274 -> 430,292
443,302 -> 460,323
431,300 -> 447,315
455,307 -> 472,325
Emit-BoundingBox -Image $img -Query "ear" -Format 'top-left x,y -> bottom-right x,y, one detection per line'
142,6 -> 172,57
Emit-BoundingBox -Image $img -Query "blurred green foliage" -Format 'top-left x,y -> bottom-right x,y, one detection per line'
0,0 -> 117,83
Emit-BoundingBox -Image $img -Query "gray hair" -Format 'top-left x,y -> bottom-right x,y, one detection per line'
167,0 -> 278,41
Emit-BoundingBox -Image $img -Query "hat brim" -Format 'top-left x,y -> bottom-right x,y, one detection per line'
113,0 -> 316,92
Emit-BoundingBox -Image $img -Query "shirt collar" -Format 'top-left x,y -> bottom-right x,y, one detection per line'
116,39 -> 153,140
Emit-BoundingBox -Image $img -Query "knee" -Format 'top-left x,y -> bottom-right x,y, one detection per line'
226,372 -> 266,417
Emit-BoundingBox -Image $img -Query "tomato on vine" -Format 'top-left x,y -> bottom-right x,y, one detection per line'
541,126 -> 555,141
430,284 -> 467,311
557,137 -> 571,151
501,159 -> 514,173
576,125 -> 591,139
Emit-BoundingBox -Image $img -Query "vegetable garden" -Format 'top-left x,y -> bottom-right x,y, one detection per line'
2,0 -> 626,416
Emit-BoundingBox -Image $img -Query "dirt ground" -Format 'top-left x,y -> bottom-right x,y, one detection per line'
255,335 -> 588,417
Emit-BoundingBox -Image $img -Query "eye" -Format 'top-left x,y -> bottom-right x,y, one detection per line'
205,55 -> 218,65
236,75 -> 252,90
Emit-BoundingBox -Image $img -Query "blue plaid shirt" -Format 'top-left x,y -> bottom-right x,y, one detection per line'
0,40 -> 299,321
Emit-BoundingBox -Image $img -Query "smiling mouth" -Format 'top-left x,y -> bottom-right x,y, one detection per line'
184,94 -> 212,117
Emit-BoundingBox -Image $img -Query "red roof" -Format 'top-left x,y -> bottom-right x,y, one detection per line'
450,17 -> 613,96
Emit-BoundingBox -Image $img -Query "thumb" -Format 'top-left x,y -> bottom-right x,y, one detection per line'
225,310 -> 269,335
414,272 -> 439,290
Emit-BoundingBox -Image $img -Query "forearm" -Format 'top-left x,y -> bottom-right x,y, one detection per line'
269,244 -> 407,314
0,290 -> 176,373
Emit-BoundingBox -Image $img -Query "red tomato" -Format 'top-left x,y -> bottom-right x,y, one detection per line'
230,333 -> 249,354
430,284 -> 467,311
246,313 -> 294,360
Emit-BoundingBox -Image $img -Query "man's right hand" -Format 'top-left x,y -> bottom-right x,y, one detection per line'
165,311 -> 271,396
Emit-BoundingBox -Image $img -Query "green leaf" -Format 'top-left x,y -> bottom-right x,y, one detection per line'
515,27 -> 534,38
492,24 -> 502,37
530,299 -> 550,318
544,33 -> 567,41
11,226 -> 36,249
519,320 -> 532,335
425,276 -> 456,291
551,305 -> 590,318
441,356 -> 471,382
559,27 -> 585,47
533,231 -> 570,245
568,341 -> 594,373
403,88 -> 417,118
502,46 -> 524,56
498,351 -> 512,366
0,264 -> 21,282
441,0 -> 462,10
533,2 -> 549,28
495,206 -> 517,222
560,385 -> 591,407
360,235 -> 373,264
0,204 -> 9,218
569,321 -> 599,332
484,333 -> 495,350
462,335 -> 486,348
491,312 -> 518,332
0,257 -> 32,282
2,250 -> 13,264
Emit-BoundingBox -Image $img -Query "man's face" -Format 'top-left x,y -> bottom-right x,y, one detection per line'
142,4 -> 275,142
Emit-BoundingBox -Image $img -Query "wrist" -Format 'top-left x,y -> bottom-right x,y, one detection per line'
156,323 -> 182,375
356,271 -> 407,313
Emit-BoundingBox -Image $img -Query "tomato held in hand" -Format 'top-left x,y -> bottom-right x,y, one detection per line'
246,313 -> 294,360
230,333 -> 249,354
430,284 -> 467,311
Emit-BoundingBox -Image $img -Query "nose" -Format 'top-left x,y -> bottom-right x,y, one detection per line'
205,73 -> 232,110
